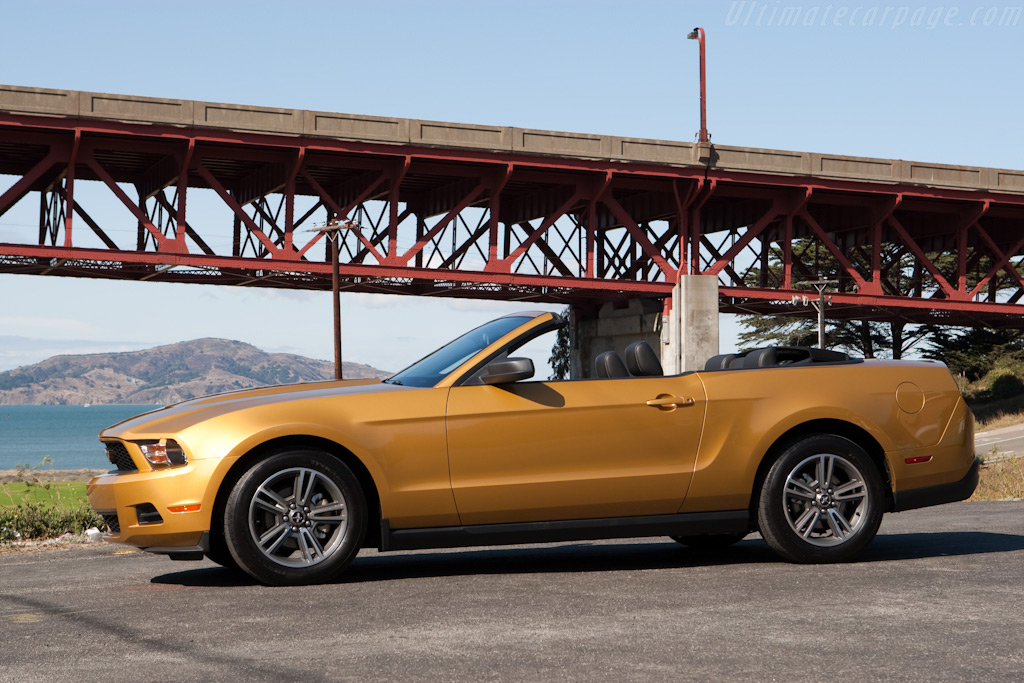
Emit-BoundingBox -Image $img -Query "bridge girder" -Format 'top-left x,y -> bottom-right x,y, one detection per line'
2,106 -> 1024,327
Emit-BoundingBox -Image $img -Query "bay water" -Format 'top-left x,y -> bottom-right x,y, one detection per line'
0,405 -> 159,471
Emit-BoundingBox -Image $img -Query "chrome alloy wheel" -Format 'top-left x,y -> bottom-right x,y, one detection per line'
782,453 -> 869,547
247,467 -> 349,568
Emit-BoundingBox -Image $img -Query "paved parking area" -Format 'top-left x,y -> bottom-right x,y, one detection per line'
1,501 -> 1022,682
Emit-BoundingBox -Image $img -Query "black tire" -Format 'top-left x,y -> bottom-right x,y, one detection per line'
204,539 -> 241,572
669,532 -> 748,549
223,449 -> 366,586
757,434 -> 884,563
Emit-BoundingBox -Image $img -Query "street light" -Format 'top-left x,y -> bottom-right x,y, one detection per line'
686,27 -> 709,144
316,217 -> 360,380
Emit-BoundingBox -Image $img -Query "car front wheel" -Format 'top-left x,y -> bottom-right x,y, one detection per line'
757,435 -> 884,563
223,449 -> 366,586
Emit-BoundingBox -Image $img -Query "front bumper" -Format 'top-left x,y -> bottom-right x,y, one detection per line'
87,455 -> 229,551
891,457 -> 981,512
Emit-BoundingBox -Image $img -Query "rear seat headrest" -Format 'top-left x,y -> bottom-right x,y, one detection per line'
704,353 -> 740,371
704,346 -> 852,371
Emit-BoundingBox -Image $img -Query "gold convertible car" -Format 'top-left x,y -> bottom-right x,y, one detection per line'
88,311 -> 978,585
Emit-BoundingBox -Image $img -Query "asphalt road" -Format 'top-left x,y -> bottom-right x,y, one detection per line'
1,501 -> 1022,683
976,423 -> 1024,459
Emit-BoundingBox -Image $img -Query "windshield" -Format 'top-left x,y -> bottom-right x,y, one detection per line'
385,316 -> 532,388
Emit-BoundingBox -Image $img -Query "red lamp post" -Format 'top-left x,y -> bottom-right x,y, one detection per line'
686,27 -> 709,143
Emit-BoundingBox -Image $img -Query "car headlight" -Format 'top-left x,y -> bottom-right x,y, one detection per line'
137,439 -> 188,468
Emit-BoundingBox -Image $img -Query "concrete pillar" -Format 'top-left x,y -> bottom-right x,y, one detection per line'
661,275 -> 719,373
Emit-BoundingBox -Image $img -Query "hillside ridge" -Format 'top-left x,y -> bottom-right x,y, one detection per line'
0,338 -> 389,405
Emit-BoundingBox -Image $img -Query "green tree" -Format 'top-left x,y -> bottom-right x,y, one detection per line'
737,315 -> 928,359
548,307 -> 571,380
922,327 -> 1024,380
735,237 -> 971,358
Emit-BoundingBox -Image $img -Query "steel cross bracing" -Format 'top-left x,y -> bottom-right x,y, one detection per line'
2,111 -> 1024,327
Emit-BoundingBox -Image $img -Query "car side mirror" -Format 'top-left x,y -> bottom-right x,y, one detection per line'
481,357 -> 535,385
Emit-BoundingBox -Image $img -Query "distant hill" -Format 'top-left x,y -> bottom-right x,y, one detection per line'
0,339 -> 389,405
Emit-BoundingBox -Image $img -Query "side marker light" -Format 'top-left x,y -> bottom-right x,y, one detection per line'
904,456 -> 933,464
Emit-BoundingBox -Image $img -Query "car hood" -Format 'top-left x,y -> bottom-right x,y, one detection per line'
100,378 -> 412,440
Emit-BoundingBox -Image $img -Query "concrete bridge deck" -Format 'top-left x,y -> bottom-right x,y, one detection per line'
2,83 -> 1021,196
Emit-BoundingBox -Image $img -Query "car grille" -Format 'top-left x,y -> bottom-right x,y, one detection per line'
101,513 -> 120,534
105,442 -> 137,472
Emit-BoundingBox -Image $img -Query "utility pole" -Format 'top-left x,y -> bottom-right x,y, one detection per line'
316,217 -> 360,380
795,279 -> 837,349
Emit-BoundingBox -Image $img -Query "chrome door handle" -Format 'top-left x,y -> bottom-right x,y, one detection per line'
645,395 -> 695,409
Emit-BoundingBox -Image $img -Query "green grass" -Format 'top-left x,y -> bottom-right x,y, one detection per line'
0,481 -> 90,509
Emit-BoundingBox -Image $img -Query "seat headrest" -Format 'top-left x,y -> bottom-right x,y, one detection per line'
595,351 -> 629,379
741,347 -> 780,368
624,341 -> 663,377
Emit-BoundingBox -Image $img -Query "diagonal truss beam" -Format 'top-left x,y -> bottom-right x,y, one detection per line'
0,146 -> 64,218
886,214 -> 957,299
799,208 -> 869,291
194,158 -> 287,259
297,168 -> 388,262
498,190 -> 584,270
83,148 -> 177,253
600,192 -> 674,277
970,218 -> 1024,298
398,180 -> 487,266
704,199 -> 783,277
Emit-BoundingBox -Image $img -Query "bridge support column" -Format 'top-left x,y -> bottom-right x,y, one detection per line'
569,299 -> 662,379
661,275 -> 719,374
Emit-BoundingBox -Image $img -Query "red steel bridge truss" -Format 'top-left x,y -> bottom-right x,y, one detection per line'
2,113 -> 1024,328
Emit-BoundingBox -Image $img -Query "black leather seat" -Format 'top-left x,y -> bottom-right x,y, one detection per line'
594,351 -> 630,378
624,341 -> 663,377
741,347 -> 786,368
704,353 -> 741,370
706,347 -> 852,371
741,346 -> 849,368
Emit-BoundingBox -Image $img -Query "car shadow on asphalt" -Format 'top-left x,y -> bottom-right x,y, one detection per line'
151,530 -> 1024,587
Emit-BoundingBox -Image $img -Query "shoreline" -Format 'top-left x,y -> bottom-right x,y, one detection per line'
0,468 -> 107,484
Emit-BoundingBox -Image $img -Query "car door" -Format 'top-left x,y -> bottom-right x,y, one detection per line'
445,374 -> 707,525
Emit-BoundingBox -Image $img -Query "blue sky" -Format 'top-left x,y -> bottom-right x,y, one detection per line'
1,0 -> 1022,372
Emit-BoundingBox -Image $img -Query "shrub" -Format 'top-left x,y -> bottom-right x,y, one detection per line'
0,502 -> 105,541
988,372 -> 1024,400
0,458 -> 106,543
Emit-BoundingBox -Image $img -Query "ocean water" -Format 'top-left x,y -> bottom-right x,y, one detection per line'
0,405 -> 159,471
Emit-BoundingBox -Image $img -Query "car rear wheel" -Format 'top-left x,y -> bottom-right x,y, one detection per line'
223,449 -> 366,586
757,434 -> 884,563
669,532 -> 747,549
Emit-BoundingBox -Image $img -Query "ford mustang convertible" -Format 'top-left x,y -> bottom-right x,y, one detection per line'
88,311 -> 978,585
